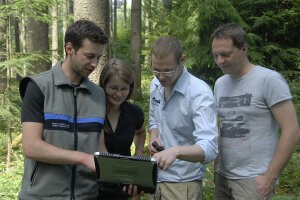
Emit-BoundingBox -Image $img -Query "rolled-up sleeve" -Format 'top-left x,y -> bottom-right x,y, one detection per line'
148,78 -> 158,132
192,90 -> 218,164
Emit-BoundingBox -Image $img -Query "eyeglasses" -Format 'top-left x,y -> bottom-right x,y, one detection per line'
149,63 -> 177,77
106,86 -> 129,94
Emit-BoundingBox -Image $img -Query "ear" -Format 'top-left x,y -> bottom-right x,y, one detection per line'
180,54 -> 186,64
242,44 -> 248,54
65,42 -> 74,56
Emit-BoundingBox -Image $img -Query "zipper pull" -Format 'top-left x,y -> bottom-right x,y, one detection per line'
28,183 -> 32,192
73,87 -> 77,97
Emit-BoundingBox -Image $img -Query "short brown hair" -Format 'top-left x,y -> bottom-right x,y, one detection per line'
100,58 -> 134,100
211,23 -> 247,49
151,35 -> 183,63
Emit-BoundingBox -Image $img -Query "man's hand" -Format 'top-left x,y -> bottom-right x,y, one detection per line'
80,153 -> 96,171
255,175 -> 275,199
148,135 -> 163,156
152,147 -> 178,170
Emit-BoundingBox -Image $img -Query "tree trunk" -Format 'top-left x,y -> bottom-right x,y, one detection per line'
6,118 -> 12,171
123,0 -> 127,28
20,13 -> 26,76
74,0 -> 110,85
113,0 -> 117,58
62,0 -> 68,60
51,1 -> 59,67
27,7 -> 50,74
14,17 -> 23,80
144,0 -> 151,69
5,15 -> 12,170
14,17 -> 20,53
110,0 -> 113,41
0,0 -> 6,91
131,0 -> 141,99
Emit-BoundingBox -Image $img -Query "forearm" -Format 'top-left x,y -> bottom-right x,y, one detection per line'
173,145 -> 205,162
134,132 -> 146,157
24,139 -> 91,165
134,132 -> 146,151
265,129 -> 300,181
22,122 -> 93,167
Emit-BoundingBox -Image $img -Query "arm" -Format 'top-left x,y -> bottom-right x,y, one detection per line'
134,124 -> 146,157
99,129 -> 108,153
22,122 -> 96,171
153,90 -> 218,170
256,100 -> 300,198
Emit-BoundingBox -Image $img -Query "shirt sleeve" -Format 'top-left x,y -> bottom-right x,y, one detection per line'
148,78 -> 158,132
263,71 -> 292,107
21,80 -> 44,123
191,89 -> 219,164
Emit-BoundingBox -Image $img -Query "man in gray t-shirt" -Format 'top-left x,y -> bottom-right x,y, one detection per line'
212,23 -> 300,200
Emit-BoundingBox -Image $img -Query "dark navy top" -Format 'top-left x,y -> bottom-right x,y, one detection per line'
104,101 -> 144,156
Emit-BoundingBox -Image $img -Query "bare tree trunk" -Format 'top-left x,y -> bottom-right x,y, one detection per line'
14,17 -> 23,80
27,7 -> 50,74
14,18 -> 20,53
123,0 -> 127,28
110,0 -> 113,41
20,13 -> 26,76
62,0 -> 69,60
69,0 -> 73,15
113,0 -> 117,58
144,0 -> 151,69
152,0 -> 158,29
6,118 -> 12,171
0,0 -> 6,91
51,1 -> 59,67
74,0 -> 110,85
5,15 -> 12,171
131,0 -> 141,99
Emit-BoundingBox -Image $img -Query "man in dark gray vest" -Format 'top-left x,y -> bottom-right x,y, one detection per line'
18,20 -> 108,200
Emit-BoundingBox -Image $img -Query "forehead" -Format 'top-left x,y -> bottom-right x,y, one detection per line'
106,74 -> 129,86
212,37 -> 235,52
79,39 -> 104,53
151,54 -> 176,67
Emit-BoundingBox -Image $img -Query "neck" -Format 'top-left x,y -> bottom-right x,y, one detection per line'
231,60 -> 255,79
106,103 -> 121,115
61,58 -> 82,85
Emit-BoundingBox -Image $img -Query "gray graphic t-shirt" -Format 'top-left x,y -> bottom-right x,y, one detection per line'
214,66 -> 292,179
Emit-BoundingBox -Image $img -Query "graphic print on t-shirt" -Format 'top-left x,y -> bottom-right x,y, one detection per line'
218,94 -> 252,139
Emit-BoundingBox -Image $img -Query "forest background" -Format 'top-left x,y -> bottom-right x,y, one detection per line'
0,0 -> 299,199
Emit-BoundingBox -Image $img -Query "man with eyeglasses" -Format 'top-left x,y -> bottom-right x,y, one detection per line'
148,35 -> 218,200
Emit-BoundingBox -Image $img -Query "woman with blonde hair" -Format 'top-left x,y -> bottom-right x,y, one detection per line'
99,58 -> 146,200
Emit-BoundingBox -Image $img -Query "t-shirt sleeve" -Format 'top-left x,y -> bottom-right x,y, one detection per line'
264,71 -> 292,107
21,80 -> 44,123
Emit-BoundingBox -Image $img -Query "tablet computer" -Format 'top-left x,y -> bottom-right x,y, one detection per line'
94,152 -> 158,194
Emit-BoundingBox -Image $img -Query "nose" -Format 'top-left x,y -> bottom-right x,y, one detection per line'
157,73 -> 166,80
91,58 -> 99,68
216,55 -> 225,65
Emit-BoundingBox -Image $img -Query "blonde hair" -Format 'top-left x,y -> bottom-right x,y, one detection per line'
151,35 -> 183,63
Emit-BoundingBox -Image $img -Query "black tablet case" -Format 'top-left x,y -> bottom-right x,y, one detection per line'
94,152 -> 158,194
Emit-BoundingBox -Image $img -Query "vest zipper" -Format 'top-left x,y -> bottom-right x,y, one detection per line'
28,162 -> 40,192
70,87 -> 78,200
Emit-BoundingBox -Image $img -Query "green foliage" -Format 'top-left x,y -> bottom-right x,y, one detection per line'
0,160 -> 23,200
0,53 -> 48,77
0,0 -> 56,24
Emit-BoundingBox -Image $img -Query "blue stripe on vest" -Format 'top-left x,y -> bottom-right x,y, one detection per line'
44,113 -> 104,124
44,113 -> 73,123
